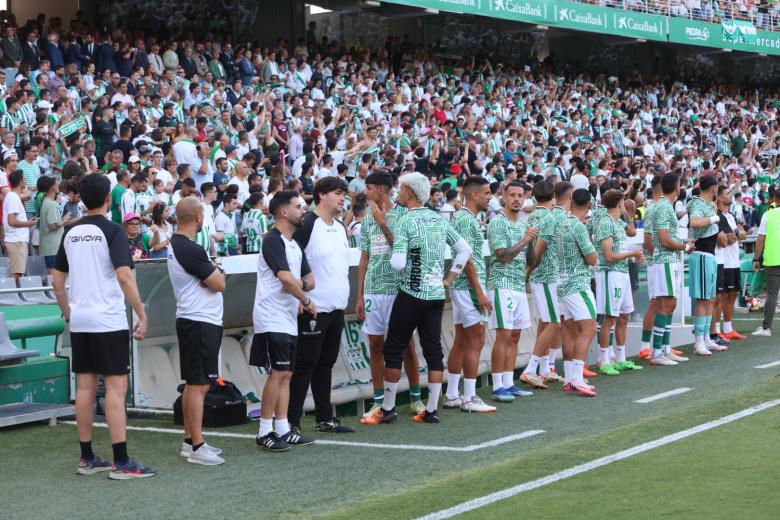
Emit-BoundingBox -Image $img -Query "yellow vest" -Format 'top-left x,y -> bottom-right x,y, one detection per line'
764,208 -> 780,267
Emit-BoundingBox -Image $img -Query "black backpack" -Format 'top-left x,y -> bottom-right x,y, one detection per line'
173,378 -> 247,427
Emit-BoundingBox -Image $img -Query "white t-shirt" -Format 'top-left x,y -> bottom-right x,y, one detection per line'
227,177 -> 250,205
293,212 -> 350,313
167,234 -> 223,326
3,191 -> 29,243
253,229 -> 310,335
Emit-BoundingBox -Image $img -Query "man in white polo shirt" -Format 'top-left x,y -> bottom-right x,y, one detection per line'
288,177 -> 355,434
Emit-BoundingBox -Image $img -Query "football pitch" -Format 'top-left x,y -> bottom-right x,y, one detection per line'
3,316 -> 780,520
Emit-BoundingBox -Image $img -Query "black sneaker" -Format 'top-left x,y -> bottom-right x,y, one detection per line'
710,335 -> 730,345
255,432 -> 290,452
413,409 -> 440,424
281,427 -> 315,446
315,417 -> 356,433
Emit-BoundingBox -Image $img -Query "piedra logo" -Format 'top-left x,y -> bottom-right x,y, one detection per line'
616,15 -> 661,35
493,0 -> 544,18
558,7 -> 605,28
684,26 -> 710,41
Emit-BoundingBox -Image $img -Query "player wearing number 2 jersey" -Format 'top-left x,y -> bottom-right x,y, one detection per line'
356,172 -> 422,423
486,181 -> 537,403
362,173 -> 472,426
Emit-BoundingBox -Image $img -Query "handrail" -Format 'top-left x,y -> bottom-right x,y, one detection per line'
0,286 -> 56,295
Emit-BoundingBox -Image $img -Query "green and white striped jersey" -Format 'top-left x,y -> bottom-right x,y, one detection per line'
595,215 -> 629,273
487,212 -> 528,292
556,215 -> 597,297
360,205 -> 407,296
241,208 -> 268,253
687,196 -> 718,240
530,207 -> 567,284
393,207 -> 464,301
451,208 -> 486,291
650,198 -> 681,265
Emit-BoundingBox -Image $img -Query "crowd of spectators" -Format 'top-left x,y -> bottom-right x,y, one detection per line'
0,10 -> 777,284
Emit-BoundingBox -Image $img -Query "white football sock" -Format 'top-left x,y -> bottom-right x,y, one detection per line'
445,373 -> 461,400
463,378 -> 477,402
274,418 -> 290,436
548,348 -> 561,370
598,348 -> 610,366
426,383 -> 441,413
640,341 -> 651,351
524,355 -> 540,374
664,345 -> 672,356
539,355 -> 550,376
502,371 -> 514,388
258,418 -> 273,437
563,360 -> 573,384
724,321 -> 733,333
694,335 -> 706,348
714,322 -> 721,334
608,345 -> 616,362
382,381 -> 398,411
616,345 -> 627,364
492,372 -> 503,392
572,359 -> 585,383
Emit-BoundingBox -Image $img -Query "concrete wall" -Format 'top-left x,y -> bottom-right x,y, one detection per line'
11,0 -> 79,26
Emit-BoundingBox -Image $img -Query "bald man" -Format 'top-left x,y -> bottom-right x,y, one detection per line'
168,196 -> 228,465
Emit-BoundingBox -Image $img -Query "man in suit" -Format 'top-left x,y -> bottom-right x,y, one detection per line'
219,43 -> 235,82
96,35 -> 116,74
1,26 -> 22,88
22,29 -> 41,70
133,39 -> 149,73
147,42 -> 164,77
64,33 -> 88,74
45,31 -> 65,70
82,33 -> 96,64
193,43 -> 208,78
181,46 -> 196,79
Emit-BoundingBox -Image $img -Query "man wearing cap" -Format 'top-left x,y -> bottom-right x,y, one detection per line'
441,163 -> 461,192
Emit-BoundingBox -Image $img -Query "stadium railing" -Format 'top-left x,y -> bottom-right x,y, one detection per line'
572,1 -> 780,33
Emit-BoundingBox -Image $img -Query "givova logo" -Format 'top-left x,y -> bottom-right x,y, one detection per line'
685,26 -> 711,41
558,7 -> 605,28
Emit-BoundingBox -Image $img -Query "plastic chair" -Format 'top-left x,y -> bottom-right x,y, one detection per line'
25,256 -> 47,280
0,277 -> 33,306
19,276 -> 55,304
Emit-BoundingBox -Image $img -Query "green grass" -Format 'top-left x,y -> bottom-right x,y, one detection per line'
2,317 -> 780,519
459,406 -> 780,520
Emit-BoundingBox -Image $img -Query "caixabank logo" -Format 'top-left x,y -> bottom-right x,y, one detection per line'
491,0 -> 545,19
556,6 -> 607,29
615,14 -> 663,36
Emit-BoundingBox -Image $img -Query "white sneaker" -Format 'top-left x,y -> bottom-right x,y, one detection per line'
693,346 -> 713,357
442,396 -> 463,409
752,327 -> 772,337
650,355 -> 678,366
460,396 -> 497,413
667,353 -> 689,362
180,442 -> 223,458
707,341 -> 728,352
186,445 -> 225,466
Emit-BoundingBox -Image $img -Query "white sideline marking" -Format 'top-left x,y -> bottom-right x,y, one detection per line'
126,407 -> 174,415
634,387 -> 692,404
755,360 -> 780,369
60,421 -> 543,452
416,399 -> 780,520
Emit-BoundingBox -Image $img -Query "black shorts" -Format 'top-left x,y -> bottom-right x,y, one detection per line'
71,330 -> 130,375
717,265 -> 740,294
249,332 -> 296,372
176,318 -> 223,385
